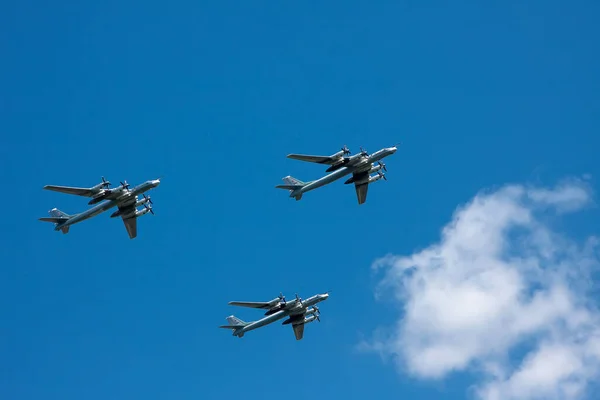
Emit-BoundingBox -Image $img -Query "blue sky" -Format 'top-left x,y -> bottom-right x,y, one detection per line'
2,1 -> 599,399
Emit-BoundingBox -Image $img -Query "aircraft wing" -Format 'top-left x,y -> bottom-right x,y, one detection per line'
287,154 -> 344,165
292,322 -> 305,340
121,216 -> 137,239
43,185 -> 93,197
352,171 -> 370,205
228,301 -> 272,309
117,204 -> 138,239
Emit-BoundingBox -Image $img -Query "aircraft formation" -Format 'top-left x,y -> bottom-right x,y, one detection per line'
38,144 -> 398,340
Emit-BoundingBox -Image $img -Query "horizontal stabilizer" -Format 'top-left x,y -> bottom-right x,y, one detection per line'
39,208 -> 73,224
275,184 -> 303,190
39,217 -> 69,223
39,208 -> 74,234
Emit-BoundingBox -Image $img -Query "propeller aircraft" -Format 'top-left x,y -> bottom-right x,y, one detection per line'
39,177 -> 161,239
276,144 -> 398,204
219,292 -> 329,340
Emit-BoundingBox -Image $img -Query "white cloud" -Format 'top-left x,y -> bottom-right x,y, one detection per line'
365,180 -> 600,399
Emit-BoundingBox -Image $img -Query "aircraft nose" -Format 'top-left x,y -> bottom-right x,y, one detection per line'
152,179 -> 161,186
321,293 -> 329,300
389,146 -> 397,153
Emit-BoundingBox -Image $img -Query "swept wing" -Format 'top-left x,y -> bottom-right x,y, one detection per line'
286,154 -> 347,165
293,323 -> 305,340
121,216 -> 137,239
43,185 -> 94,197
352,171 -> 370,205
228,301 -> 273,309
284,313 -> 308,340
116,204 -> 138,239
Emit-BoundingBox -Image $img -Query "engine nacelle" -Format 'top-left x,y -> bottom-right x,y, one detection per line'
265,304 -> 286,316
346,153 -> 366,166
330,150 -> 344,159
305,307 -> 318,316
368,173 -> 385,184
303,315 -> 318,324
135,207 -> 152,217
88,191 -> 109,205
110,209 -> 121,218
325,161 -> 346,172
120,210 -> 137,219
134,197 -> 150,207
368,163 -> 383,174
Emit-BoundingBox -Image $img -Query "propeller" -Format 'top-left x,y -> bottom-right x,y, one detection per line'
142,193 -> 153,205
341,144 -> 351,155
144,204 -> 154,215
359,146 -> 369,157
101,176 -> 111,188
295,293 -> 302,304
278,292 -> 286,304
312,306 -> 321,322
120,181 -> 130,191
378,171 -> 387,181
378,161 -> 387,172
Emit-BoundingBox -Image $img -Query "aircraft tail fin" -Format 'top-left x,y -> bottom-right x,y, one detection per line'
49,208 -> 71,218
278,176 -> 305,187
219,315 -> 249,331
39,208 -> 72,234
275,176 -> 309,201
275,176 -> 310,190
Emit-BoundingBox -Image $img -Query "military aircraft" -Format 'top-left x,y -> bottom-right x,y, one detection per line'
276,144 -> 398,204
219,292 -> 329,340
39,177 -> 161,239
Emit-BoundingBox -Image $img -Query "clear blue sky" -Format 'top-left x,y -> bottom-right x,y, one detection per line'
1,1 -> 599,399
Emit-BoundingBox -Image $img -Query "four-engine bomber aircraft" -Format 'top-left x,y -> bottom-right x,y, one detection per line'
219,292 -> 329,340
38,146 -> 389,342
39,177 -> 161,239
276,144 -> 398,204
